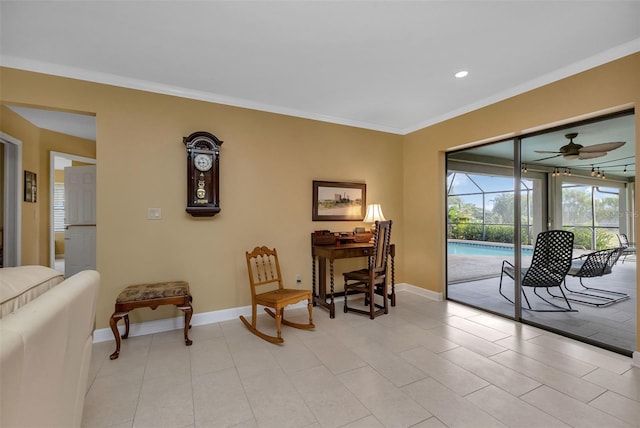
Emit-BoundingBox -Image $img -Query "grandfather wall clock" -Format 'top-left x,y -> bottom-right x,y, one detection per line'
184,131 -> 223,217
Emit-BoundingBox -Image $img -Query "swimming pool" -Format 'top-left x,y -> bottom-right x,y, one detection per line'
448,241 -> 534,257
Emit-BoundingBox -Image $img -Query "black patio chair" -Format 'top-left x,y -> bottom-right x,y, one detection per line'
617,234 -> 636,264
499,230 -> 576,312
561,247 -> 629,307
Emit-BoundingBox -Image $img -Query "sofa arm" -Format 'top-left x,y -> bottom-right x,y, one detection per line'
1,270 -> 100,428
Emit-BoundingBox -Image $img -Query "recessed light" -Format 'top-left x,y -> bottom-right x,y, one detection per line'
455,70 -> 469,78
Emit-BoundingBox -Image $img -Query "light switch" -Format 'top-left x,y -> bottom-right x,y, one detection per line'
147,208 -> 162,220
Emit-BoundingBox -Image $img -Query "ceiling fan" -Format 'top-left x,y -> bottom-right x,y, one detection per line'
534,132 -> 625,161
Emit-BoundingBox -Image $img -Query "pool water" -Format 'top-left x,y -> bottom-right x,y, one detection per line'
448,241 -> 534,257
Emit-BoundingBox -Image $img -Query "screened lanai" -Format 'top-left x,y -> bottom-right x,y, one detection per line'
445,111 -> 636,356
447,172 -> 535,246
447,172 -> 627,252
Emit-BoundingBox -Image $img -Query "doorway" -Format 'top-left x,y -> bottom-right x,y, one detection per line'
1,132 -> 22,267
49,152 -> 96,274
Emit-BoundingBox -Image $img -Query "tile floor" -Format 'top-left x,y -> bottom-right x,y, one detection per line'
83,292 -> 640,428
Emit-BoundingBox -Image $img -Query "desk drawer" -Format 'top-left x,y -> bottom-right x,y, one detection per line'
333,247 -> 371,258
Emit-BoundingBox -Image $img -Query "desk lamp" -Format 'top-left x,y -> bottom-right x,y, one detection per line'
364,203 -> 385,237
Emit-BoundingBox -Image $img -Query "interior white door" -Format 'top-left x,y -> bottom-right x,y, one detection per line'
64,165 -> 96,277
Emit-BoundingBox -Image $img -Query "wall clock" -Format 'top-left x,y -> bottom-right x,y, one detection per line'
184,131 -> 223,217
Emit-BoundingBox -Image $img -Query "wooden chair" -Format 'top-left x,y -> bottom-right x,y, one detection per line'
239,246 -> 314,343
343,220 -> 393,319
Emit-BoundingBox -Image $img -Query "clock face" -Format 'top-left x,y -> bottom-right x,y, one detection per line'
194,153 -> 213,172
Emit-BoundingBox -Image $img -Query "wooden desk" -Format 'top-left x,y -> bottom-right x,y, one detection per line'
312,243 -> 395,318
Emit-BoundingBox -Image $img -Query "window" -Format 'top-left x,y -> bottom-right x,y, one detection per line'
53,183 -> 65,232
562,183 -> 620,250
447,172 -> 534,244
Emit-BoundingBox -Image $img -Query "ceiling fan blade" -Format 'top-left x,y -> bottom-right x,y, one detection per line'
579,141 -> 625,153
534,150 -> 562,154
578,151 -> 607,160
532,154 -> 562,162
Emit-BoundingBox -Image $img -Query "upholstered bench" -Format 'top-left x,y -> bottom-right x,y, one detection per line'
109,281 -> 193,360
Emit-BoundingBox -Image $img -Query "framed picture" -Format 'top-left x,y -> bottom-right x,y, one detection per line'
312,180 -> 366,221
24,170 -> 37,203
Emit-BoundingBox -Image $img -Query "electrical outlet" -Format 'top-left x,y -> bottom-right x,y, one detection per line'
295,274 -> 302,285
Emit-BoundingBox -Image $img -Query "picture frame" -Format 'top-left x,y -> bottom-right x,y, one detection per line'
24,170 -> 37,203
312,180 -> 366,221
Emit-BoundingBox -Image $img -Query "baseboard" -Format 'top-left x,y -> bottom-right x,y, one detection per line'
93,283 -> 442,343
395,282 -> 443,301
93,304 -> 255,343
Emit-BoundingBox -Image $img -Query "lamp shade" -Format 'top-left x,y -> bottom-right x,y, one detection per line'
363,204 -> 385,223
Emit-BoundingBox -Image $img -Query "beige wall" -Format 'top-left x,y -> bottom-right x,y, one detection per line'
404,52 -> 639,347
0,68 -> 404,329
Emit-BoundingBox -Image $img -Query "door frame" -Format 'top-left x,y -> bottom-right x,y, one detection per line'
1,132 -> 22,267
49,151 -> 96,269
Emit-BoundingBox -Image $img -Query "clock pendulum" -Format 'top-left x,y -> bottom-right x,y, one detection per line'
196,173 -> 206,202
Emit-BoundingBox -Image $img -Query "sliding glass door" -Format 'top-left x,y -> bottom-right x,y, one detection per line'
446,139 -> 520,318
445,110 -> 636,355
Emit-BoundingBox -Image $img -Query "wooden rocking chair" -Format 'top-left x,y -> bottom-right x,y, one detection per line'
239,246 -> 314,343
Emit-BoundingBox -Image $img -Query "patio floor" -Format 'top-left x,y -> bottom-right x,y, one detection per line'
447,254 -> 637,354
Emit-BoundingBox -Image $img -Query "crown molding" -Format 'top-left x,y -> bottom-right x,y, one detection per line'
0,56 -> 404,135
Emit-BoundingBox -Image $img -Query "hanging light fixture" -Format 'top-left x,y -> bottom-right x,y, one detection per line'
624,165 -> 628,175
590,166 -> 596,176
596,167 -> 601,178
601,170 -> 606,180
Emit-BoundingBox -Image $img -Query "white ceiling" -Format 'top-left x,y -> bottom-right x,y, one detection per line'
1,1 -> 639,137
5,105 -> 96,141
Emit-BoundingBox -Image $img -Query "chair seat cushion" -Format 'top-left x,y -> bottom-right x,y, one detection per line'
116,281 -> 189,303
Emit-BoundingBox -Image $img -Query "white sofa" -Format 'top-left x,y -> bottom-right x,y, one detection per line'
0,266 -> 100,428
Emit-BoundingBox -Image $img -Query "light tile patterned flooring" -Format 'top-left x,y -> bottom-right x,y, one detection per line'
83,292 -> 640,428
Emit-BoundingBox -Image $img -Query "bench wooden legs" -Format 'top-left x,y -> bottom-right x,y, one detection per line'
109,312 -> 129,360
109,300 -> 193,360
177,303 -> 193,346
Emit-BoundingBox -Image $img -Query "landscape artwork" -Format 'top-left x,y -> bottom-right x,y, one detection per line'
312,181 -> 366,221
